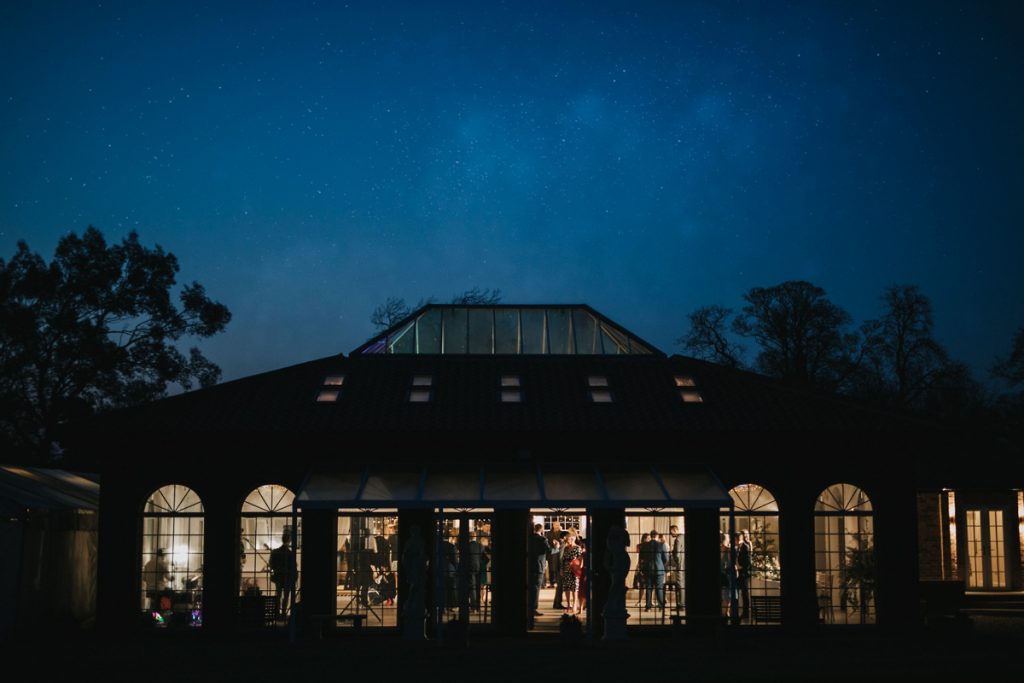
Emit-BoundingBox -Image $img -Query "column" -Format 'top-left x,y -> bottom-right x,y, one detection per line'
683,508 -> 722,633
492,509 -> 529,635
297,508 -> 337,638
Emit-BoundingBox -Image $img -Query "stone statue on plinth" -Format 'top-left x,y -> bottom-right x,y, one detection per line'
602,525 -> 631,640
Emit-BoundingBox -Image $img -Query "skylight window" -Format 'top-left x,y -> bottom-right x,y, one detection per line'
358,305 -> 655,355
323,375 -> 345,386
409,375 -> 433,402
316,390 -> 339,402
674,375 -> 703,402
588,376 -> 612,402
500,375 -> 522,402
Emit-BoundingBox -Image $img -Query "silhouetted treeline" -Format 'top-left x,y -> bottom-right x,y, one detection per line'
679,281 -> 1022,441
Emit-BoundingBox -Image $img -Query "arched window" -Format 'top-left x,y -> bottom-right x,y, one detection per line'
814,483 -> 874,624
240,485 -> 301,624
721,484 -> 782,624
141,485 -> 204,627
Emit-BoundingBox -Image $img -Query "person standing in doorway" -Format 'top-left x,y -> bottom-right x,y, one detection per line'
559,532 -> 584,614
545,521 -> 563,589
527,523 -> 551,627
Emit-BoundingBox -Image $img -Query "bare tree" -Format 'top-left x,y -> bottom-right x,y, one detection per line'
858,285 -> 953,410
369,288 -> 499,330
732,281 -> 862,390
370,297 -> 411,330
676,305 -> 744,368
450,287 -> 502,305
992,327 -> 1024,387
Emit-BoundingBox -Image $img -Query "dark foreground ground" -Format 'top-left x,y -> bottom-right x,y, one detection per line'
4,616 -> 1022,682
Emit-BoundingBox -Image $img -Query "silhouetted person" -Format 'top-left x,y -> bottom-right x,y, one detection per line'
642,530 -> 668,610
669,524 -> 684,608
442,534 -> 458,612
142,548 -> 172,611
546,522 -> 562,588
465,533 -> 485,610
527,523 -> 551,627
736,530 -> 752,620
269,530 -> 295,617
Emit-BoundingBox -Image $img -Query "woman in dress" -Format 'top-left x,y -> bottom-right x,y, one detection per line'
560,532 -> 584,614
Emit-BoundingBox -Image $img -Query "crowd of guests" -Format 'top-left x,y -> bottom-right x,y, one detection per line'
629,526 -> 684,610
440,530 -> 492,613
527,521 -> 588,626
338,523 -> 399,608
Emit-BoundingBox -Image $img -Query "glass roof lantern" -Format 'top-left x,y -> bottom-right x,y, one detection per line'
356,305 -> 657,356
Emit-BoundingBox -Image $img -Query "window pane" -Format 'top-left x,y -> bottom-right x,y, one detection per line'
547,309 -> 571,354
336,512 -> 399,629
521,309 -> 545,354
416,309 -> 441,354
572,310 -> 598,354
443,308 -> 468,354
468,308 -> 493,354
624,511 -> 686,626
387,321 -> 415,354
494,309 -> 519,354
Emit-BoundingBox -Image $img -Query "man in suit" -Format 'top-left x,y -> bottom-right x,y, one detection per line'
545,522 -> 562,588
669,524 -> 684,609
527,523 -> 551,628
465,533 -> 485,610
736,530 -> 753,620
442,533 -> 458,613
643,530 -> 669,610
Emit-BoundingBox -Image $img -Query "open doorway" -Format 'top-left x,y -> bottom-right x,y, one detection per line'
527,509 -> 590,633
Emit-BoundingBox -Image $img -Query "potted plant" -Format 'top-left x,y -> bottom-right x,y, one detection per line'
559,613 -> 583,643
841,543 -> 876,623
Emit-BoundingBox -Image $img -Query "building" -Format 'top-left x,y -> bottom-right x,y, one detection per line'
64,304 -> 1024,636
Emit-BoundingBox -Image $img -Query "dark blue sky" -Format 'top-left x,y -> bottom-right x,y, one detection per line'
2,1 -> 1022,382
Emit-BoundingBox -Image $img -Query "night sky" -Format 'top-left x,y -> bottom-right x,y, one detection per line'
2,2 -> 1022,383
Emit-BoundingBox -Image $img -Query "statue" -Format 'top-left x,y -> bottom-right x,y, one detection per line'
401,525 -> 427,640
602,525 -> 631,640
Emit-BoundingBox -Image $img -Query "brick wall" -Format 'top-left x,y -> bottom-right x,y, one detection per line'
917,492 -> 946,581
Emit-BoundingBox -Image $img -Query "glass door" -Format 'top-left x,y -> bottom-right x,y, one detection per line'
965,509 -> 1007,590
